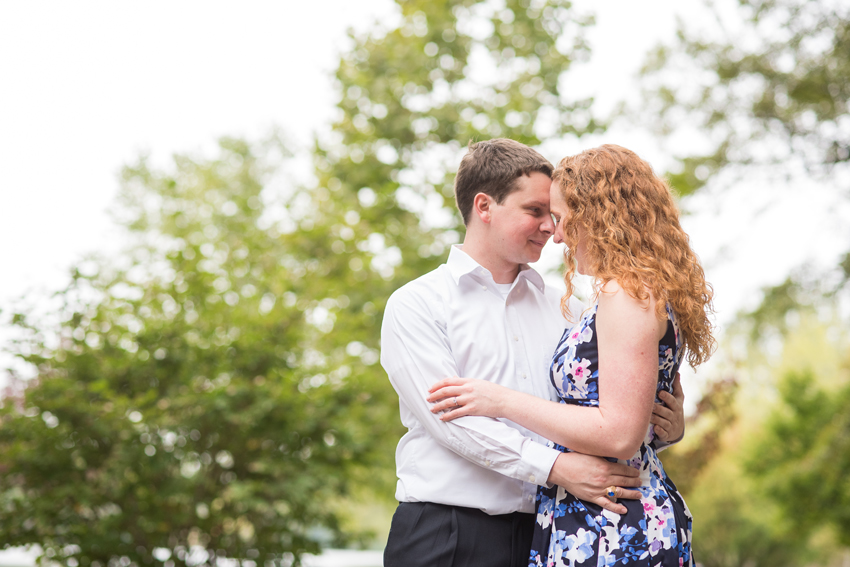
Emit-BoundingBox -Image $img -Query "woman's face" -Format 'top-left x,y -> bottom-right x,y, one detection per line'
549,179 -> 591,275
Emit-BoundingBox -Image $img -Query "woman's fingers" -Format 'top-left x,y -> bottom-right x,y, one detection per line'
427,386 -> 464,405
436,405 -> 471,421
428,376 -> 466,393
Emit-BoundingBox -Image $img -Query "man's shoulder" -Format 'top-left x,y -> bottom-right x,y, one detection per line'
533,281 -> 586,326
386,264 -> 450,310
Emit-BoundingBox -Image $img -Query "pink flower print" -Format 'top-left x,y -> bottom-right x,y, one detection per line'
567,324 -> 593,345
568,358 -> 592,388
643,501 -> 656,513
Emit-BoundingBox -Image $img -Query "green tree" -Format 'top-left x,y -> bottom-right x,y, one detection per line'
747,327 -> 850,548
1,137 -> 396,566
658,317 -> 848,566
1,0 -> 603,564
638,0 -> 850,197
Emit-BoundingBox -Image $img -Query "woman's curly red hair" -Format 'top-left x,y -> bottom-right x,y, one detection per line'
555,144 -> 716,368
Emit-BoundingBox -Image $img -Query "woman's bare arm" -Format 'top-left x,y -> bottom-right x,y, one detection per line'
427,283 -> 667,460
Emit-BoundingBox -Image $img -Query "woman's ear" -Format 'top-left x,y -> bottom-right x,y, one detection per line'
472,192 -> 493,224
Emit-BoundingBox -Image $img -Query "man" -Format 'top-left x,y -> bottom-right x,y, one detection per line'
380,139 -> 684,567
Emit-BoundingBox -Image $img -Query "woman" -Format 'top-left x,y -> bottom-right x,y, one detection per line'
427,145 -> 715,567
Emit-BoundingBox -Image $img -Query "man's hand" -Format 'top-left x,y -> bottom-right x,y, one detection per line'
651,373 -> 685,443
547,452 -> 642,514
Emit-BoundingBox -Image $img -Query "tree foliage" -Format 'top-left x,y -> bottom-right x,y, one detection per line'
748,365 -> 850,547
0,137 -> 397,566
0,1 -> 602,564
658,316 -> 850,566
639,0 -> 850,196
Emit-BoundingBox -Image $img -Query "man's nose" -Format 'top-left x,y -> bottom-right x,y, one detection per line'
541,213 -> 555,234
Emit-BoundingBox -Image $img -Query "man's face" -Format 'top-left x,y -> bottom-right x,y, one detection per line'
486,171 -> 555,265
550,179 -> 590,275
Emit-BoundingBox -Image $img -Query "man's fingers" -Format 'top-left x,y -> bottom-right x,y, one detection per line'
594,485 -> 640,514
605,465 -> 639,481
656,390 -> 676,407
594,496 -> 628,515
650,416 -> 672,432
611,474 -> 641,488
672,373 -> 684,401
650,407 -> 672,422
617,488 -> 641,500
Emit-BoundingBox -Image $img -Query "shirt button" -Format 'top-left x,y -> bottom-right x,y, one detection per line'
485,460 -> 491,467
513,336 -> 519,342
522,373 -> 527,379
528,475 -> 536,482
481,285 -> 487,291
527,495 -> 533,502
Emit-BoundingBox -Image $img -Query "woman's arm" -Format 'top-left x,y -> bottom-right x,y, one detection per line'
427,282 -> 667,460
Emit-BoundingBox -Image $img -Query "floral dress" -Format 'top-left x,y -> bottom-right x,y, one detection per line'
529,303 -> 693,567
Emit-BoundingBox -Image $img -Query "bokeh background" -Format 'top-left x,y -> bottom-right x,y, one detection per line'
1,1 -> 849,566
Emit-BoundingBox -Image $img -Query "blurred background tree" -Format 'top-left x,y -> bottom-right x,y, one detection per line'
638,0 -> 850,197
635,0 -> 850,564
0,0 -> 604,565
3,0 -> 849,565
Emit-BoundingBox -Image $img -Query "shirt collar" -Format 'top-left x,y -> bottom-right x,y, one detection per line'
447,245 -> 546,292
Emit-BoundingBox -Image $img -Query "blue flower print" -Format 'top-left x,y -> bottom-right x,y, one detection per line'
530,303 -> 694,567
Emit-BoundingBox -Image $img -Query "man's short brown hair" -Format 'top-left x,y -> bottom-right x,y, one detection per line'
454,138 -> 554,225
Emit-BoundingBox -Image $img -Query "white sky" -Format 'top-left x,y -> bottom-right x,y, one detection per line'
1,0 -> 848,398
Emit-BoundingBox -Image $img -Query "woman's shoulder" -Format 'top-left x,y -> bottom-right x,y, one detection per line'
598,279 -> 668,340
598,279 -> 654,306
597,279 -> 655,317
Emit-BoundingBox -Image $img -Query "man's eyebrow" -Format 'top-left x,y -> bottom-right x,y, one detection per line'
523,200 -> 549,208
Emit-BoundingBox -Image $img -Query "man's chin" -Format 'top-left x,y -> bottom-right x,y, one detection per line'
523,251 -> 543,264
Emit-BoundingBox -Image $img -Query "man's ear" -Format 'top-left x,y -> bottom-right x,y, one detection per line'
472,192 -> 493,224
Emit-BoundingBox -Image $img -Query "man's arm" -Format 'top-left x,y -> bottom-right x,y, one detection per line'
548,453 -> 641,515
381,288 -> 559,486
382,287 -> 640,513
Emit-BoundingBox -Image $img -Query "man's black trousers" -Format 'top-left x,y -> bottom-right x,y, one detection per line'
383,501 -> 535,567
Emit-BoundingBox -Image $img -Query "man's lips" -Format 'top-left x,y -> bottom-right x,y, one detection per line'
529,239 -> 547,248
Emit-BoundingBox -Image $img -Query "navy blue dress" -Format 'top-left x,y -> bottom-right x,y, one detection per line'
528,303 -> 693,567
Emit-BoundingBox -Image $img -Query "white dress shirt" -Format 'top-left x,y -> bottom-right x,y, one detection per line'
381,245 -> 584,515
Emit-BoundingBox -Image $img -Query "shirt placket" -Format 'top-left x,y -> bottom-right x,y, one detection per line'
505,280 -> 543,505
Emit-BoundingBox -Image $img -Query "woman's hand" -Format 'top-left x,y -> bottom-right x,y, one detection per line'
427,377 -> 512,421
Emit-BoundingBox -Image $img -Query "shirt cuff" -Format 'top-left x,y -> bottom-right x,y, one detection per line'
520,440 -> 561,487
